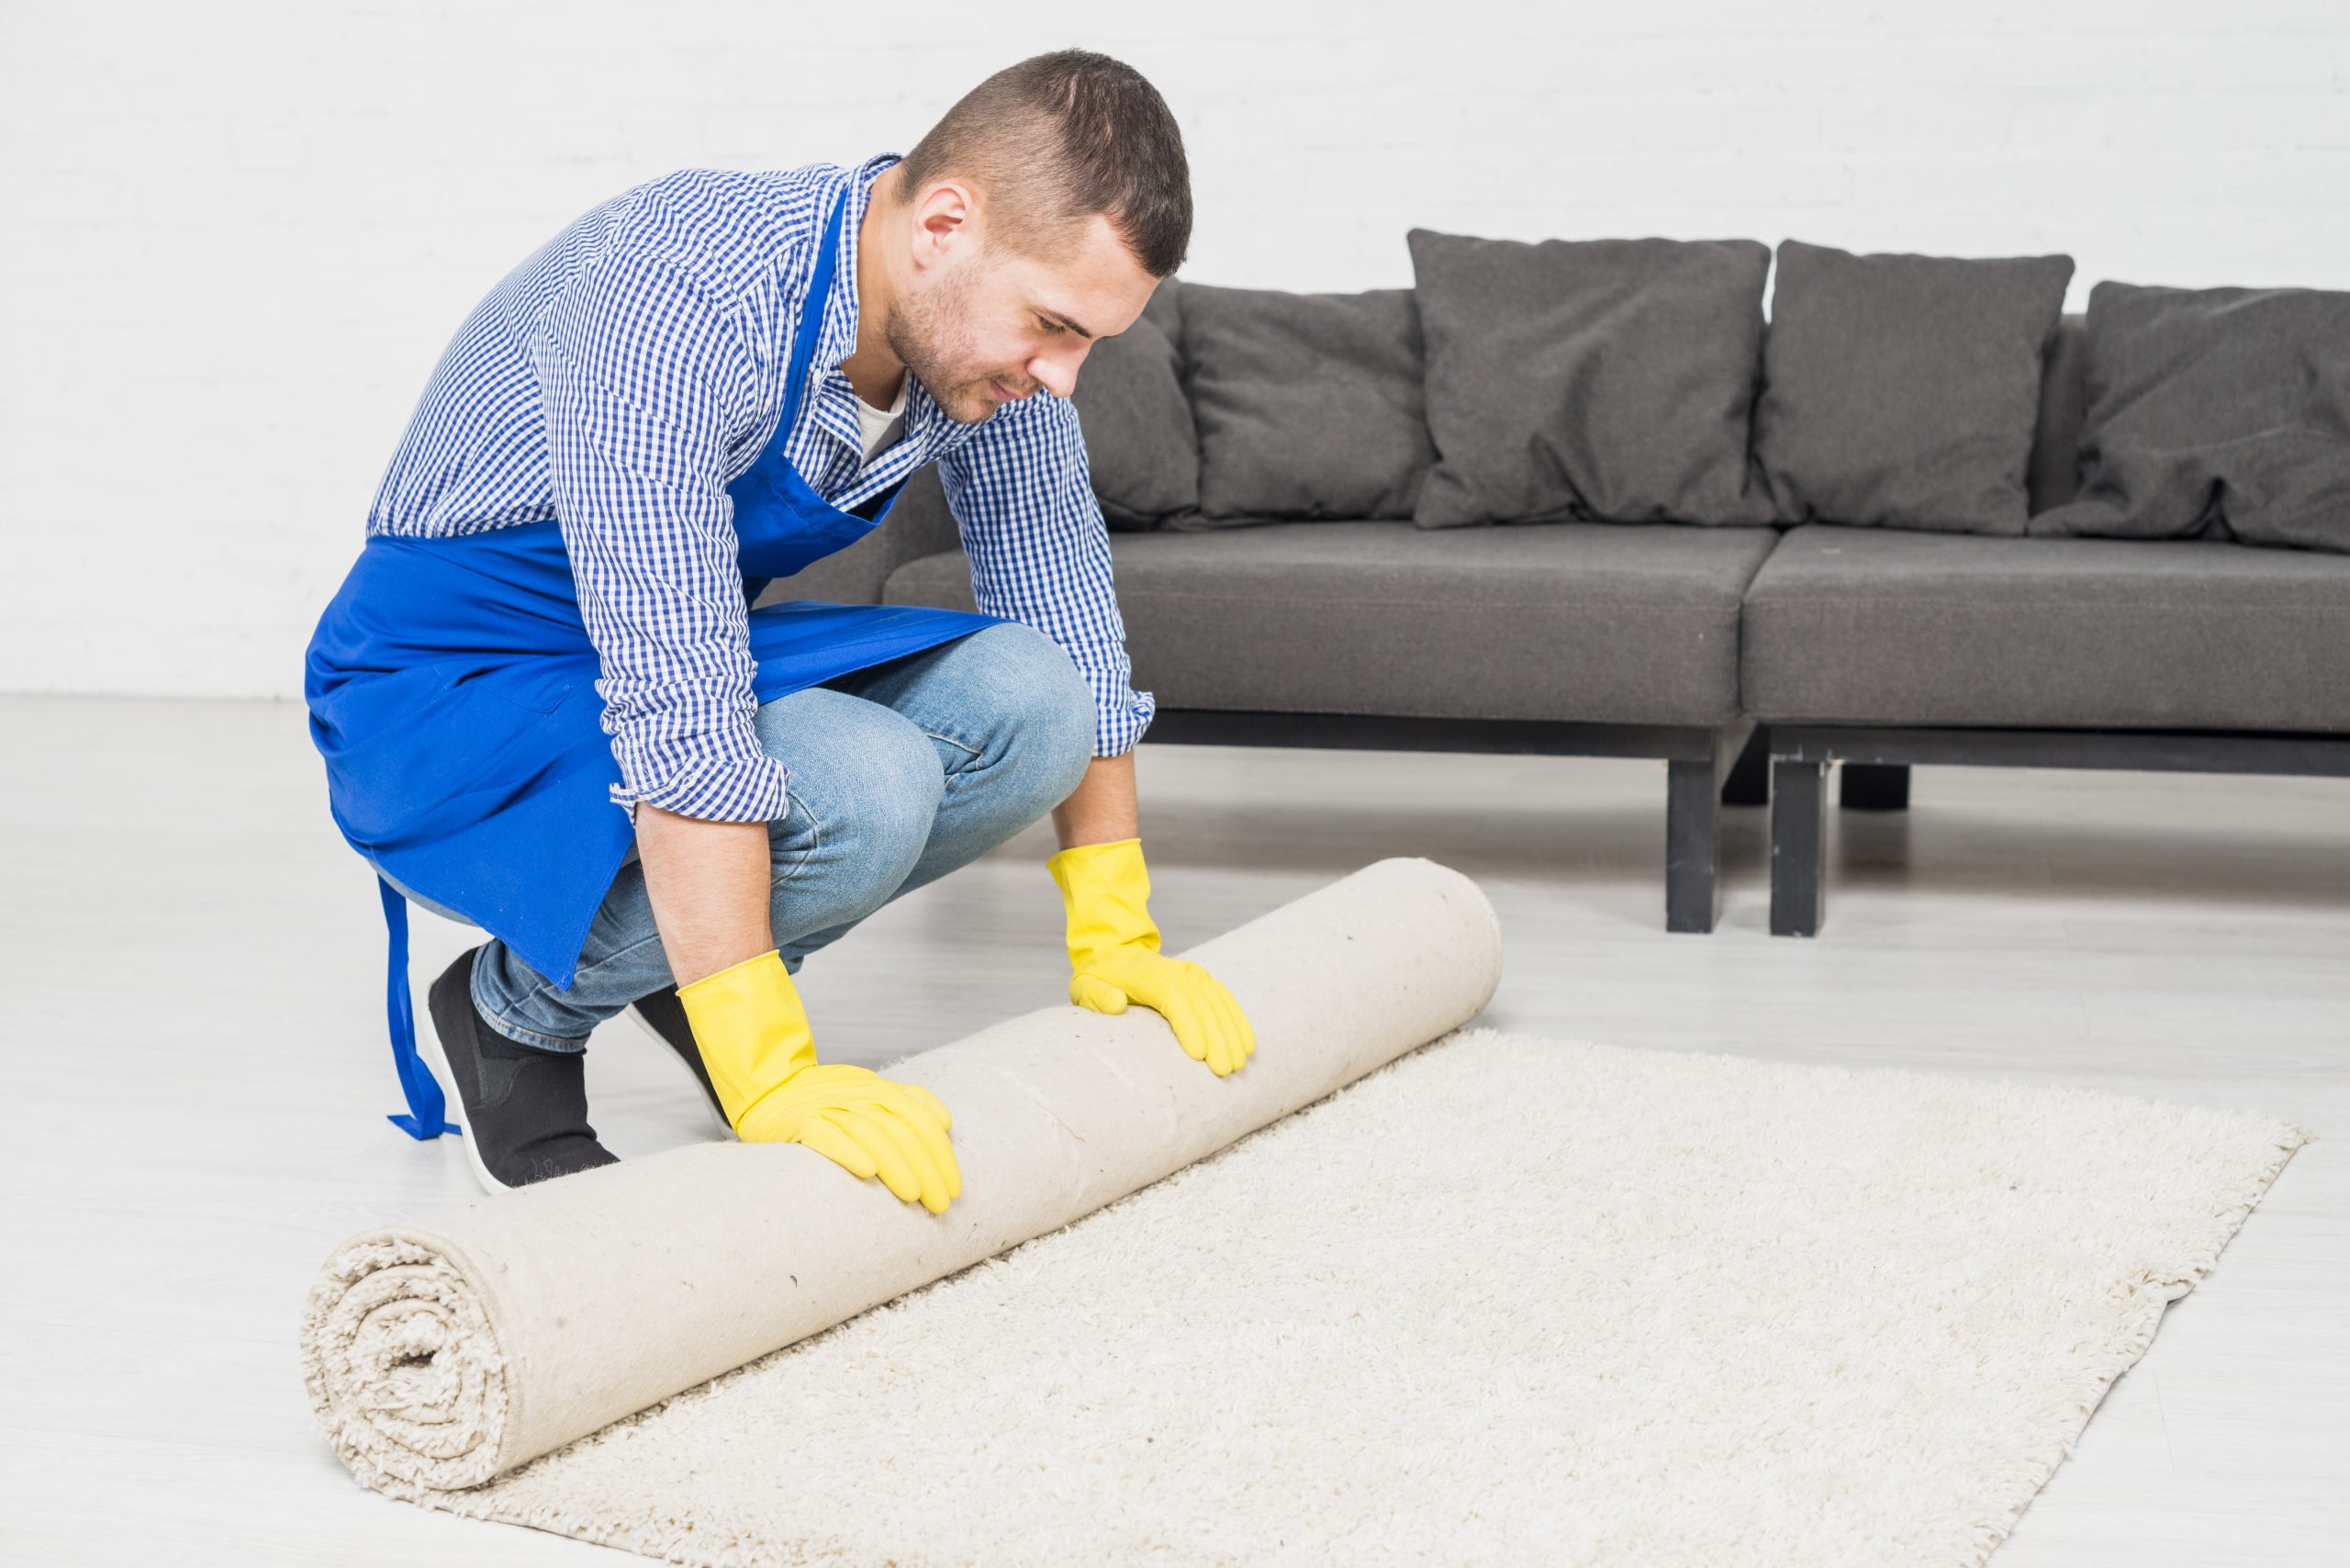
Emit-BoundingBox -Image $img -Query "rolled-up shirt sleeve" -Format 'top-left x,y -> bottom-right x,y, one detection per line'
532,250 -> 789,824
937,393 -> 1157,756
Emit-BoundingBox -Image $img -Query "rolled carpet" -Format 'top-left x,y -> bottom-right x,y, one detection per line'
300,855 -> 1502,1495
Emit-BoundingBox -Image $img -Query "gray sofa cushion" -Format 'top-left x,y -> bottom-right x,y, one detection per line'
1753,240 -> 2074,535
2027,281 -> 2350,554
1175,284 -> 1435,523
884,521 -> 1777,727
1069,281 -> 1195,530
1742,523 -> 2350,733
1405,228 -> 1778,529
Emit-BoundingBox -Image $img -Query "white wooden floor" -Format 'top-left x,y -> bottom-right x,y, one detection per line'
3,692 -> 2344,1566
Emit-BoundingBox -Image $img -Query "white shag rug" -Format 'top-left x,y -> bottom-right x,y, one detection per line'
401,1026 -> 2310,1567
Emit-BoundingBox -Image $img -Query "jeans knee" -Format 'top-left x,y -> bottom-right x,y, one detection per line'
981,623 -> 1098,803
1046,671 -> 1099,801
781,711 -> 941,891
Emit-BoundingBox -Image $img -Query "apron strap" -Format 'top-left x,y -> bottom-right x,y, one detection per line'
376,874 -> 459,1140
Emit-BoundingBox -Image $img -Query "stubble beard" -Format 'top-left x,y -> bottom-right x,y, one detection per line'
887,260 -> 1013,424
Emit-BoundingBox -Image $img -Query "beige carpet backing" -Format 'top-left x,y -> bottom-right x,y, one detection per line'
371,1025 -> 2305,1568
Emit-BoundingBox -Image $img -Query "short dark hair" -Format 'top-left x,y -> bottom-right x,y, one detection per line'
896,49 -> 1192,277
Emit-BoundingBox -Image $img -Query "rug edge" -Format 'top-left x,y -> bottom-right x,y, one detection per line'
1935,1105 -> 2313,1567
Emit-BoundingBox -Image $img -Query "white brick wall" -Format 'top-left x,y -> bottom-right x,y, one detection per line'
4,0 -> 2346,698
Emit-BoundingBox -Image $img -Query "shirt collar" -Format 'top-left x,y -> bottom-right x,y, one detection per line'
804,151 -> 945,468
816,151 -> 897,375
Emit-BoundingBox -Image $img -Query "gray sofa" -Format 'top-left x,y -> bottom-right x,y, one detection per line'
772,271 -> 2350,937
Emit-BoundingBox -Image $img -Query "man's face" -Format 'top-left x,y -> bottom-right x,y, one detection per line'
889,192 -> 1159,424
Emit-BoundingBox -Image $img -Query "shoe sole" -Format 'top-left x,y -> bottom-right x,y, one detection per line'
415,973 -> 516,1198
623,1002 -> 736,1138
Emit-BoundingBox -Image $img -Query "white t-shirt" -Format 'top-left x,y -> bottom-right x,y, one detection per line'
854,374 -> 910,461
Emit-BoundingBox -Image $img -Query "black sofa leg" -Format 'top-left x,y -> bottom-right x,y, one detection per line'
1720,724 -> 1771,807
1770,759 -> 1827,937
1841,762 -> 1910,812
1664,758 -> 1722,935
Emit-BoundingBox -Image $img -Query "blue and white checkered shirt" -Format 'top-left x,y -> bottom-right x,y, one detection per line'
365,151 -> 1154,823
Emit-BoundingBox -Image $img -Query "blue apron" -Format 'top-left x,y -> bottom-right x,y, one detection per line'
303,191 -> 1006,1139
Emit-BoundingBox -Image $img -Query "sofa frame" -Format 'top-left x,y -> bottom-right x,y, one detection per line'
1761,724 -> 2350,937
1146,710 -> 1762,935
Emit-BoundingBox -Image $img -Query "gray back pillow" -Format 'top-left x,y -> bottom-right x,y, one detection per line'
1177,283 -> 1435,523
1069,281 -> 1196,530
1753,240 -> 2075,535
2028,280 -> 2350,554
1405,228 -> 1776,528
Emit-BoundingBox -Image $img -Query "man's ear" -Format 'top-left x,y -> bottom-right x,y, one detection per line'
906,178 -> 978,277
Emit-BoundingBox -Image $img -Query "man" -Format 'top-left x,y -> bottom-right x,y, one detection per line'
302,50 -> 1256,1207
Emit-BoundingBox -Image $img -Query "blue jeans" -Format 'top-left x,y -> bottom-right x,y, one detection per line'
378,621 -> 1097,1050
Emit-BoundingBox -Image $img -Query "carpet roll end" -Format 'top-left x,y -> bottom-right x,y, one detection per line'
298,1231 -> 516,1494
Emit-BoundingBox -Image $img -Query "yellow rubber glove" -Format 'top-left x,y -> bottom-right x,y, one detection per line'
1046,836 -> 1258,1077
674,948 -> 961,1215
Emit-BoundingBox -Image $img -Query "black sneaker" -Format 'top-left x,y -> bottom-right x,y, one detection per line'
624,982 -> 733,1135
421,946 -> 621,1193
